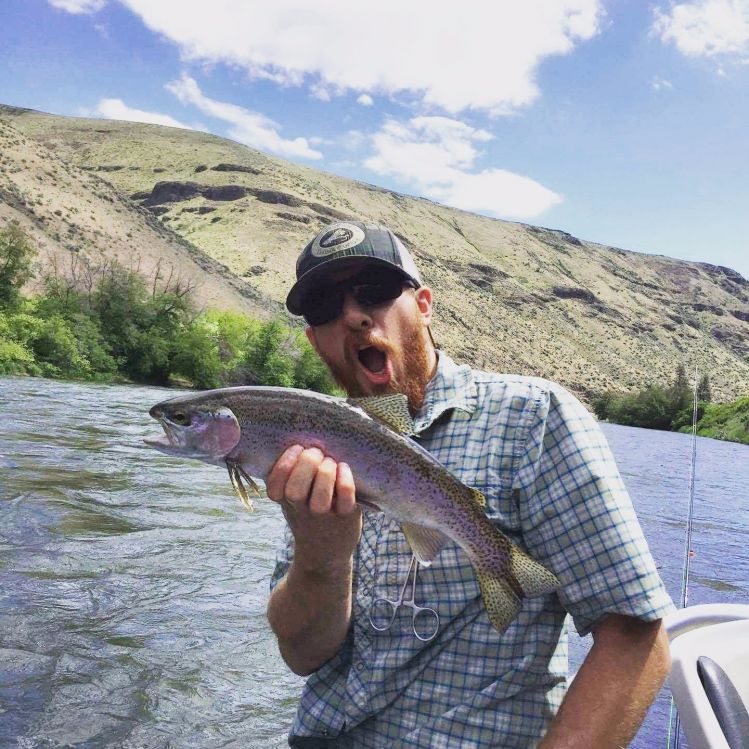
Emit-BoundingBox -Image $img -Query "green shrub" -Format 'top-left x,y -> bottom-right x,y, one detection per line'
293,331 -> 338,394
594,366 -> 698,432
242,318 -> 296,387
7,312 -> 91,378
0,336 -> 35,375
693,397 -> 749,445
0,312 -> 35,374
0,223 -> 37,310
170,318 -> 224,389
0,229 -> 339,393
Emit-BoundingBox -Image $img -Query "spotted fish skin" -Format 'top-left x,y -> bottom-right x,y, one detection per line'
147,386 -> 560,633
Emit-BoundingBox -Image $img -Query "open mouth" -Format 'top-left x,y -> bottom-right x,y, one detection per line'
143,418 -> 180,450
358,346 -> 387,374
356,344 -> 391,384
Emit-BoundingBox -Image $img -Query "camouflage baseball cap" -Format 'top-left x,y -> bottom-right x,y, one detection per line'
285,221 -> 423,315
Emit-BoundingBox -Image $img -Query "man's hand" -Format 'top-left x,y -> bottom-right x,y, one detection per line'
266,445 -> 362,568
266,445 -> 362,676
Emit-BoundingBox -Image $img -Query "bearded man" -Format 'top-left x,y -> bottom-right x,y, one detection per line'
266,221 -> 674,748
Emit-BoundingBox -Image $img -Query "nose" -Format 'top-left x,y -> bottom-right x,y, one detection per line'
340,292 -> 373,329
149,405 -> 163,419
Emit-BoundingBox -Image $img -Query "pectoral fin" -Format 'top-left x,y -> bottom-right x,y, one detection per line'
400,522 -> 450,565
226,461 -> 261,512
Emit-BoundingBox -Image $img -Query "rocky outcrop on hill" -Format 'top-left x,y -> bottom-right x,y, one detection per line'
0,117 -> 280,320
211,163 -> 262,175
137,180 -> 352,221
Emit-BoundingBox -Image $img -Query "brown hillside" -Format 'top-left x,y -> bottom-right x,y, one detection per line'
2,105 -> 748,401
0,113 -> 281,321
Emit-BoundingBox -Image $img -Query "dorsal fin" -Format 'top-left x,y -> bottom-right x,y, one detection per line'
347,394 -> 415,435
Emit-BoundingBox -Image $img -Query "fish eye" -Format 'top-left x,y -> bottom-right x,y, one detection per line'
171,411 -> 191,426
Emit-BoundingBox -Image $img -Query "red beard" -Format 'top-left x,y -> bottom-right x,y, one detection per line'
322,322 -> 434,414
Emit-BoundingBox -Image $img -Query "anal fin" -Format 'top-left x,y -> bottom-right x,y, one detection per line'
400,522 -> 449,565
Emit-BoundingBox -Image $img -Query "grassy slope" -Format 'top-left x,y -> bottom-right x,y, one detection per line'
0,113 -> 282,321
3,105 -> 749,402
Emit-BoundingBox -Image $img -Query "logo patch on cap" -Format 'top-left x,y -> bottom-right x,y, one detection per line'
311,223 -> 365,257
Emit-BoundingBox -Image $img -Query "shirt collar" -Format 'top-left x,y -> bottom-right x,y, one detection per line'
413,350 -> 478,434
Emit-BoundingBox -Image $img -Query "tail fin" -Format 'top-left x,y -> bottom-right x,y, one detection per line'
476,548 -> 559,634
476,571 -> 523,634
510,546 -> 560,598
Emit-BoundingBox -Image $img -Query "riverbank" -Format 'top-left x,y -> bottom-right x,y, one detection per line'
681,396 -> 749,445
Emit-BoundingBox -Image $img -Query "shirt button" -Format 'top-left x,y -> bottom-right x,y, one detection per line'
356,662 -> 366,672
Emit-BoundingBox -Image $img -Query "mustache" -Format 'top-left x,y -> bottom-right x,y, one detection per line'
348,331 -> 395,356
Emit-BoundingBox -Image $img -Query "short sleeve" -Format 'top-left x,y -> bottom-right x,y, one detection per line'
514,385 -> 675,636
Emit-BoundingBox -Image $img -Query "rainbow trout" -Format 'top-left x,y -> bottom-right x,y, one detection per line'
146,386 -> 559,633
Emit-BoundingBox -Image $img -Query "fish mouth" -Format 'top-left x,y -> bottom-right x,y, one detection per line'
356,343 -> 391,385
144,417 -> 183,453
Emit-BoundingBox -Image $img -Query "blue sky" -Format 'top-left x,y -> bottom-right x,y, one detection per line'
2,0 -> 748,278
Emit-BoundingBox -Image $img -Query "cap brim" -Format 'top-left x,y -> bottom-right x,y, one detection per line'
286,256 -> 417,316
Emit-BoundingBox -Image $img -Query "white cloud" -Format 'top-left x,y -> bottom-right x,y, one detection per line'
653,0 -> 749,58
95,98 -> 191,128
342,130 -> 366,152
650,75 -> 674,90
48,0 -> 105,13
357,94 -> 374,107
116,0 -> 604,115
364,116 -> 561,219
165,74 -> 322,160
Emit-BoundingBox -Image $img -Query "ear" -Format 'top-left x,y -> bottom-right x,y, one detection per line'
305,325 -> 320,354
415,286 -> 433,325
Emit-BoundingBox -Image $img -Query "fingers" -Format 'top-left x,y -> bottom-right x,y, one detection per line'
334,463 -> 356,515
285,448 -> 325,505
266,445 -> 304,502
308,457 -> 337,514
266,446 -> 357,516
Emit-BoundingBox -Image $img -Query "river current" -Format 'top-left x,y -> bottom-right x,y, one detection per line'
1,376 -> 748,748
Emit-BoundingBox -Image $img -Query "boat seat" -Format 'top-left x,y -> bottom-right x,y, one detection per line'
666,604 -> 749,749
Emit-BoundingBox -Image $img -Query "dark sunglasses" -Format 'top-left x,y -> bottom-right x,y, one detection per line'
301,268 -> 417,326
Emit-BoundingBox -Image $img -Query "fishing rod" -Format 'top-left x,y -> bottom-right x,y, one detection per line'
666,365 -> 700,749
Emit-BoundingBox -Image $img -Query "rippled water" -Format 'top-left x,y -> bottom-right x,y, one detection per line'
1,376 -> 748,748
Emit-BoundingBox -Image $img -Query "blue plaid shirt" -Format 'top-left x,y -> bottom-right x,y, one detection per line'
271,352 -> 674,748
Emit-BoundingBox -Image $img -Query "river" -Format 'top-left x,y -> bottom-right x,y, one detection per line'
1,376 -> 748,748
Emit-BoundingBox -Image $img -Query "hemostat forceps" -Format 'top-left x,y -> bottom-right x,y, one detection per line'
369,553 -> 440,642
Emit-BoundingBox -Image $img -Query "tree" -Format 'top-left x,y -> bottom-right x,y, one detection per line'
697,373 -> 711,403
0,223 -> 37,310
668,364 -> 692,415
242,318 -> 296,387
292,331 -> 338,394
